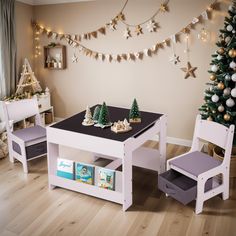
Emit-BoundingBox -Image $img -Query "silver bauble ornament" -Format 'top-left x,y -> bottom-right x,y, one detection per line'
230,61 -> 236,69
226,98 -> 235,107
211,65 -> 219,72
217,55 -> 223,60
231,88 -> 236,97
227,25 -> 233,31
223,87 -> 231,96
232,73 -> 236,81
225,36 -> 231,43
233,30 -> 236,34
218,105 -> 224,112
211,94 -> 219,103
229,5 -> 236,13
225,74 -> 231,81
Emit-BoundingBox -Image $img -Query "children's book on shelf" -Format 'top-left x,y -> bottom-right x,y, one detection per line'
97,168 -> 115,191
76,162 -> 94,185
57,158 -> 75,180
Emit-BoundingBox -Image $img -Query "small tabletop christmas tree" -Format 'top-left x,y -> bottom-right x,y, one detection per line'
95,102 -> 112,128
129,98 -> 141,123
199,2 -> 236,143
82,106 -> 94,126
93,105 -> 101,123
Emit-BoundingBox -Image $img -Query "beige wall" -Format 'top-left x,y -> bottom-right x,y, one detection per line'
15,1 -> 34,78
18,0 -> 230,141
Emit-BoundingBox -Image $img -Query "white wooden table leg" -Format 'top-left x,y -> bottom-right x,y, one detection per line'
159,115 -> 167,174
122,147 -> 132,211
47,142 -> 59,189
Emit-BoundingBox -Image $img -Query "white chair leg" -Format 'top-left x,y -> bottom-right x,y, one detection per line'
222,170 -> 229,200
22,160 -> 28,173
195,179 -> 205,214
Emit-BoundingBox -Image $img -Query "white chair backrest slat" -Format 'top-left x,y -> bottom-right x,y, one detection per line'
4,99 -> 39,124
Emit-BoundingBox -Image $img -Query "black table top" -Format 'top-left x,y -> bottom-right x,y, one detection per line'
51,105 -> 163,142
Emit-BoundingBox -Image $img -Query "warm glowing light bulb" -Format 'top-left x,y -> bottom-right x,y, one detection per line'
198,28 -> 210,42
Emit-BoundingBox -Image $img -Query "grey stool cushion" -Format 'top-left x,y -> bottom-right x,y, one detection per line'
169,151 -> 222,177
12,125 -> 46,143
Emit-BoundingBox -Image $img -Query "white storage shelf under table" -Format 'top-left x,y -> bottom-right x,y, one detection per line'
47,105 -> 167,211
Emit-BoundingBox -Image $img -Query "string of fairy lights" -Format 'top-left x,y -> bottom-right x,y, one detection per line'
33,0 -> 218,78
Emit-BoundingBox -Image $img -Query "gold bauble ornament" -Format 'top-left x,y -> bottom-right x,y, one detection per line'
210,74 -> 216,81
217,82 -> 225,90
207,116 -> 213,121
228,49 -> 236,58
218,48 -> 225,55
224,114 -> 231,121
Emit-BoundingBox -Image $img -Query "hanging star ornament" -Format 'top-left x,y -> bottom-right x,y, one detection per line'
135,25 -> 143,35
146,20 -> 157,32
181,62 -> 197,79
160,3 -> 167,12
72,53 -> 79,63
108,19 -> 117,31
169,54 -> 181,65
116,12 -> 125,21
123,28 -> 131,39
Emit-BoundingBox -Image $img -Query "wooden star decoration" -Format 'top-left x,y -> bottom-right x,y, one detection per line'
72,53 -> 79,63
116,12 -> 125,21
123,28 -> 131,39
169,54 -> 181,65
160,3 -> 167,12
108,20 -> 117,31
146,20 -> 157,32
181,61 -> 197,79
135,25 -> 143,35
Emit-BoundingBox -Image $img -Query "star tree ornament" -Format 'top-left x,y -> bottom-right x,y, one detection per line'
72,52 -> 79,63
181,62 -> 197,79
169,54 -> 180,65
108,19 -> 117,31
123,28 -> 131,39
135,25 -> 143,36
146,20 -> 157,32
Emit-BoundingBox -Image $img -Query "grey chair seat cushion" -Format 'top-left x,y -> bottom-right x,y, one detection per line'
13,125 -> 46,143
169,151 -> 222,177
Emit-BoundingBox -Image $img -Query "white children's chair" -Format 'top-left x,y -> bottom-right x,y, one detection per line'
3,98 -> 47,173
167,115 -> 234,214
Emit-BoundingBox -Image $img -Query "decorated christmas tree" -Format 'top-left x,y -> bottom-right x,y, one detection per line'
97,102 -> 112,128
93,105 -> 101,123
129,98 -> 141,123
199,2 -> 236,143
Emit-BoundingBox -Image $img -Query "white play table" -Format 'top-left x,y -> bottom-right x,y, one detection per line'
47,105 -> 167,211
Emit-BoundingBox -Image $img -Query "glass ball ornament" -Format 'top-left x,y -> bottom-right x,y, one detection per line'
223,87 -> 231,96
231,88 -> 236,97
225,74 -> 231,81
232,73 -> 236,81
226,98 -> 235,107
233,30 -> 236,34
207,116 -> 213,121
226,25 -> 233,31
225,36 -> 231,43
211,94 -> 219,103
211,65 -> 219,72
197,28 -> 210,42
210,74 -> 216,81
230,61 -> 236,69
217,48 -> 225,55
224,114 -> 231,121
218,105 -> 224,112
217,55 -> 223,60
217,82 -> 225,90
228,49 -> 236,58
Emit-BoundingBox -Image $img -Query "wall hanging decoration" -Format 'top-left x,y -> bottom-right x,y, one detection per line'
32,0 -> 217,67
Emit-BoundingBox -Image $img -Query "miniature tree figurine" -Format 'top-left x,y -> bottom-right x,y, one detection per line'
82,106 -> 94,126
96,102 -> 112,128
93,105 -> 101,123
129,98 -> 141,123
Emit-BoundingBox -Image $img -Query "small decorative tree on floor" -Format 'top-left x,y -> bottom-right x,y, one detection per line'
93,105 -> 101,123
199,2 -> 236,143
129,98 -> 141,123
96,102 -> 112,128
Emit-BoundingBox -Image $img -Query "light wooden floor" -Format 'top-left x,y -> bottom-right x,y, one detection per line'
0,142 -> 235,236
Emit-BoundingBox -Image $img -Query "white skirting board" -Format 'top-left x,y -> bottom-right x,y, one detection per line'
55,117 -> 192,147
